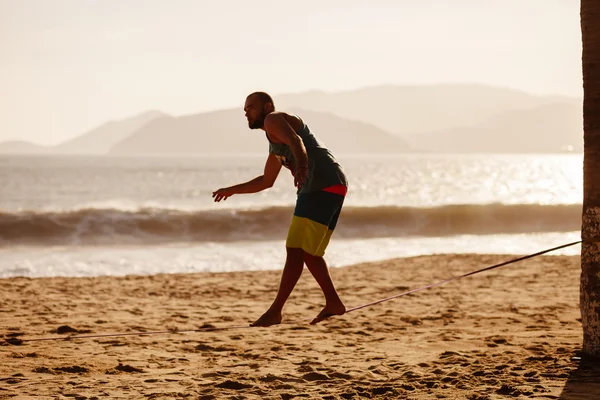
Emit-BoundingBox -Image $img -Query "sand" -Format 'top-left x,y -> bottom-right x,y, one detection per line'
1,254 -> 599,399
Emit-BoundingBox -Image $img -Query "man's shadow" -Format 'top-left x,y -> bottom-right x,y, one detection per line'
559,352 -> 600,399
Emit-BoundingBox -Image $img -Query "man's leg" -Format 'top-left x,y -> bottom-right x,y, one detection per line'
304,253 -> 346,324
251,247 -> 305,327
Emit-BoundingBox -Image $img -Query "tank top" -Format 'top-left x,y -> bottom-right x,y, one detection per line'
266,120 -> 348,194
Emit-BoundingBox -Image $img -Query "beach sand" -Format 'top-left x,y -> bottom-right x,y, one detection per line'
1,254 -> 599,399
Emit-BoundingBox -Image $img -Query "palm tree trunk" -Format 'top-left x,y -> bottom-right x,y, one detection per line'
580,0 -> 600,359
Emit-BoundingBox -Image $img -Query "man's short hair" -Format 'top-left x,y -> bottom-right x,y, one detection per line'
247,91 -> 275,107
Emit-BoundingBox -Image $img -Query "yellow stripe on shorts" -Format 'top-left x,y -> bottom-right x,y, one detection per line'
285,216 -> 334,257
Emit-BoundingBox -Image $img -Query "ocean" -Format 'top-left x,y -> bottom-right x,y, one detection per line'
0,153 -> 583,278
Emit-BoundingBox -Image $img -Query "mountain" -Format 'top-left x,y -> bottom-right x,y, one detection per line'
276,84 -> 579,136
0,84 -> 583,156
53,110 -> 166,154
109,107 -> 410,155
0,141 -> 51,154
405,101 -> 583,153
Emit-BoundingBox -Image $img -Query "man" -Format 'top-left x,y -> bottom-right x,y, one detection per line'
212,92 -> 349,327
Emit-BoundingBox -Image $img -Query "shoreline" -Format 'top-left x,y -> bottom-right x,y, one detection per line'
1,253 -> 598,399
0,233 -> 583,279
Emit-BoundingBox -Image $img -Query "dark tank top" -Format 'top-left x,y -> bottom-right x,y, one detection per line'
266,120 -> 348,194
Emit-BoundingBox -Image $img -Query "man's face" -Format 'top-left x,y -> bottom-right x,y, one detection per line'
244,96 -> 268,130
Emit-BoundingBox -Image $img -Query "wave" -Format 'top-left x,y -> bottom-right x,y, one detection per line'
0,204 -> 582,246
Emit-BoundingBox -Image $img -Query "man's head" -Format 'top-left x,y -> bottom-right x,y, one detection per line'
244,92 -> 275,129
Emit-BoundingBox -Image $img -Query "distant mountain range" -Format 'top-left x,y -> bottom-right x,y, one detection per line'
0,110 -> 166,155
406,101 -> 583,153
54,110 -> 166,154
0,84 -> 583,155
276,84 -> 577,135
109,108 -> 410,155
0,140 -> 51,154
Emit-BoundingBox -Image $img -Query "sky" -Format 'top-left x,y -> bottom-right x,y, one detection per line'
1,0 -> 583,145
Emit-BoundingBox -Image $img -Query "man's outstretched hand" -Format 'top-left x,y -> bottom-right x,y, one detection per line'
212,187 -> 235,202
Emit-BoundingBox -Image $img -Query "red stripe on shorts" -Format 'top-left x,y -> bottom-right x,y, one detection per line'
321,184 -> 347,196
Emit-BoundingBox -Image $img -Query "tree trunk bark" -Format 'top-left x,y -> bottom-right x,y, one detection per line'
580,0 -> 600,359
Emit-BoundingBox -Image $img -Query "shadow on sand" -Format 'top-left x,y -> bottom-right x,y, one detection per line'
559,353 -> 600,400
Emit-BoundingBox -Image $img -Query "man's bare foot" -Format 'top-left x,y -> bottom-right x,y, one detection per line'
310,301 -> 346,325
250,309 -> 282,327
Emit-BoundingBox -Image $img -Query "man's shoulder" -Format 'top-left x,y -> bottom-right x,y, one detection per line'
265,111 -> 294,120
265,112 -> 303,131
263,112 -> 286,126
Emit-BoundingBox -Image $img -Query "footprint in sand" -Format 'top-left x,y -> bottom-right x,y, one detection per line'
201,371 -> 231,378
328,371 -> 353,380
215,380 -> 253,390
297,365 -> 314,373
486,337 -> 510,347
54,366 -> 89,374
423,380 -> 440,389
371,386 -> 400,396
33,367 -> 53,374
302,372 -> 331,382
52,325 -> 79,334
194,343 -> 234,352
114,363 -> 144,373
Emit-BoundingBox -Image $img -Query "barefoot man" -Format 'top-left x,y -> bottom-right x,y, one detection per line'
212,92 -> 348,327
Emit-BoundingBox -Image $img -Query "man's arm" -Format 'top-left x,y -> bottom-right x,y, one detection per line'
212,153 -> 282,202
263,113 -> 309,187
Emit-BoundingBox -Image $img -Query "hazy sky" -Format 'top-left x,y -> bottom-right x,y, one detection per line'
1,0 -> 583,145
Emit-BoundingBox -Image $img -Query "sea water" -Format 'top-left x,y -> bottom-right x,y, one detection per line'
0,153 -> 583,278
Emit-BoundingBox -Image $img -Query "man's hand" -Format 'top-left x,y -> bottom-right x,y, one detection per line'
294,166 -> 308,188
212,187 -> 235,202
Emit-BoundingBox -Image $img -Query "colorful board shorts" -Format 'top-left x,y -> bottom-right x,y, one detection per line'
286,184 -> 347,256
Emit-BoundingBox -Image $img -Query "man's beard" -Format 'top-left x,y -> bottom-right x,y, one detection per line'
248,113 -> 266,129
